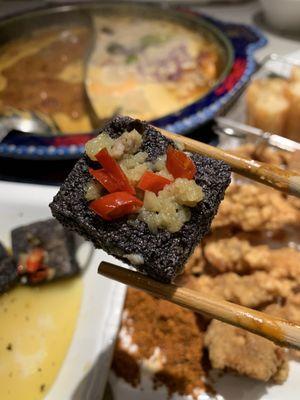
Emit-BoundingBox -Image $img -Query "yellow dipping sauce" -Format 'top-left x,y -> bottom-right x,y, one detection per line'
0,277 -> 82,400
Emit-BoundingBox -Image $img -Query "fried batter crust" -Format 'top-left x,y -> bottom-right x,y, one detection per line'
204,320 -> 289,383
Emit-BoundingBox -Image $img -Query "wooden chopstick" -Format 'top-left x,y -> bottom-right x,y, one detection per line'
157,127 -> 300,198
99,261 -> 300,350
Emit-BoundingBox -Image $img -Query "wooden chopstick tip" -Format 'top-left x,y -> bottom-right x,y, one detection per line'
98,261 -> 116,278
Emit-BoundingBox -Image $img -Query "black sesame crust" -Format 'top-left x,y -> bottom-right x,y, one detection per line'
0,241 -> 8,262
0,257 -> 18,294
0,241 -> 18,294
11,219 -> 80,284
50,116 -> 231,282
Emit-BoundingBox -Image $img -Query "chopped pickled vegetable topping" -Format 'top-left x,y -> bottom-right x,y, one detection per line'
86,134 -> 202,229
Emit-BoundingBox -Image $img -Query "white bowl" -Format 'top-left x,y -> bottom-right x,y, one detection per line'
260,0 -> 300,32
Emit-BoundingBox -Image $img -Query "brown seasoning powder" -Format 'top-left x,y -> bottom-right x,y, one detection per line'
112,288 -> 209,397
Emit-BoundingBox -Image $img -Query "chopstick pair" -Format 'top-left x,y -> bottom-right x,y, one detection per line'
98,127 -> 300,350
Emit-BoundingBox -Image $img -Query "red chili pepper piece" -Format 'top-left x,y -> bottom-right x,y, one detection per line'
29,269 -> 49,284
89,168 -> 120,193
89,192 -> 143,221
166,146 -> 196,180
95,148 -> 135,194
26,248 -> 45,273
137,171 -> 172,194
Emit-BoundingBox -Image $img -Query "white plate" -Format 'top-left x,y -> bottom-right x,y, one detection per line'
109,102 -> 300,400
0,181 -> 126,400
110,357 -> 300,400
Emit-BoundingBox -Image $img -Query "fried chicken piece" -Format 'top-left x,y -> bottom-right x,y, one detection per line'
288,195 -> 300,211
229,143 -> 291,167
267,249 -> 300,282
204,238 -> 270,273
265,295 -> 300,358
204,237 -> 300,277
265,295 -> 300,324
212,184 -> 299,232
288,150 -> 300,172
290,66 -> 300,83
204,320 -> 288,383
287,151 -> 300,210
190,272 -> 296,308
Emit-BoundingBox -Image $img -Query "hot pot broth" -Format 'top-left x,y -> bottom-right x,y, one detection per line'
0,9 -> 225,134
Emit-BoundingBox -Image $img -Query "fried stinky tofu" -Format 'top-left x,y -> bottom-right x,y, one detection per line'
212,184 -> 299,232
204,320 -> 289,383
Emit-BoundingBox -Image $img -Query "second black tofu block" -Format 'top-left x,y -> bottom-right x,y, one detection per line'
11,219 -> 80,284
0,241 -> 18,294
50,116 -> 231,282
0,241 -> 8,262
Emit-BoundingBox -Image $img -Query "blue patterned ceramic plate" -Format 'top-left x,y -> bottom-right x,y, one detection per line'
0,4 -> 266,160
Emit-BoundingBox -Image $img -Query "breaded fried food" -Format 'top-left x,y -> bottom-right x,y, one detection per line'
265,296 -> 300,359
204,237 -> 300,277
290,66 -> 300,83
246,70 -> 300,139
212,184 -> 299,232
190,272 -> 296,308
285,81 -> 300,140
265,295 -> 300,325
204,237 -> 269,273
204,320 -> 288,383
246,78 -> 289,135
229,143 -> 292,167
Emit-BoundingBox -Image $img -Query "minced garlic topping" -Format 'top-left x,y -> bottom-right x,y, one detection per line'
85,129 -> 142,161
164,178 -> 203,207
153,155 -> 173,180
139,179 -> 203,233
110,129 -> 143,160
85,132 -> 115,161
85,180 -> 102,201
120,152 -> 150,185
85,129 -> 204,232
